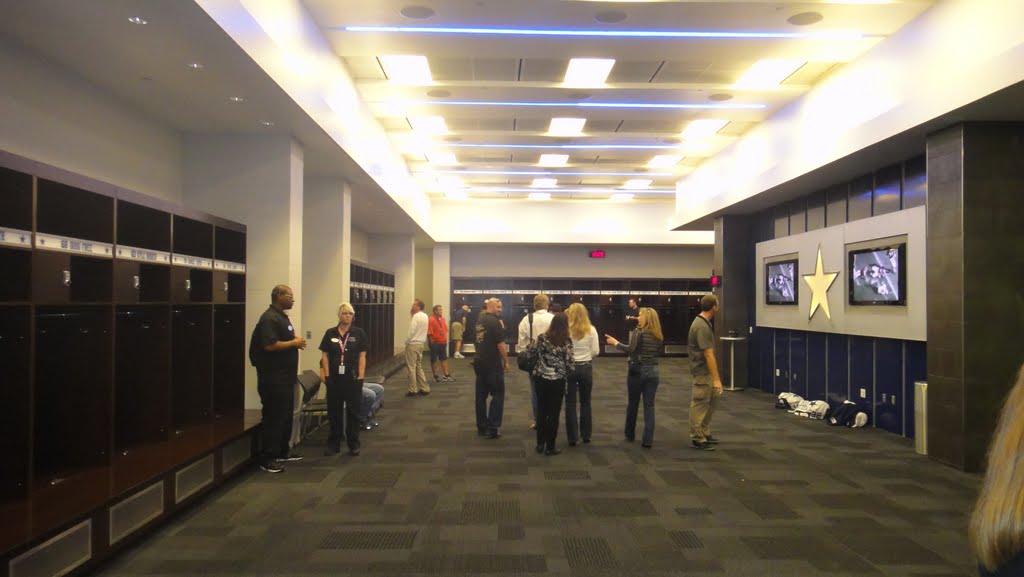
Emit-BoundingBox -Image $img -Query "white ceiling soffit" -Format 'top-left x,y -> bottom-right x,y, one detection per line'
299,0 -> 934,206
672,0 -> 1024,229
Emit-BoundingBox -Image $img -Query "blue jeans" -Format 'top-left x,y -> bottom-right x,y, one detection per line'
565,363 -> 593,443
475,368 -> 505,433
360,383 -> 384,421
624,365 -> 659,445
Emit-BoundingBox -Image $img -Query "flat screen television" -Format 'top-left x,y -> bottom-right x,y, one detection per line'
765,259 -> 798,305
848,243 -> 906,306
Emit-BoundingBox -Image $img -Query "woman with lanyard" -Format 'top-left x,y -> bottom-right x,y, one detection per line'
319,302 -> 368,456
605,307 -> 664,449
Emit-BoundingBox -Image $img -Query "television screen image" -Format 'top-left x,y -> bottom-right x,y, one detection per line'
849,244 -> 906,305
765,260 -> 798,304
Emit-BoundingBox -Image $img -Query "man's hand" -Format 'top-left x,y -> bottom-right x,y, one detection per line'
713,379 -> 723,396
292,337 -> 307,350
503,360 -> 510,373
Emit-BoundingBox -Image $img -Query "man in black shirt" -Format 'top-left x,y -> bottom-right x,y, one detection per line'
254,285 -> 306,473
474,298 -> 509,439
318,302 -> 368,456
625,298 -> 640,332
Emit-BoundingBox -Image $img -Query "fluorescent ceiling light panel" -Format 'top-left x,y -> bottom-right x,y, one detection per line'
734,59 -> 804,89
443,190 -> 468,199
531,178 -> 558,188
548,117 -> 587,136
345,26 -> 869,41
436,175 -> 465,189
408,116 -> 448,134
378,54 -> 433,84
392,100 -> 765,110
622,179 -> 652,190
681,119 -> 729,140
564,58 -> 616,87
528,192 -> 552,201
610,193 -> 635,202
538,154 -> 569,167
647,154 -> 684,168
425,151 -> 458,165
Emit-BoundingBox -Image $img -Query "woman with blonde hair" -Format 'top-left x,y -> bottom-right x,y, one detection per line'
565,303 -> 601,446
969,363 -> 1024,576
605,307 -> 664,448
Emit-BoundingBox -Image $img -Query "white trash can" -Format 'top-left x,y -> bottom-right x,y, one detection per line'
914,381 -> 928,455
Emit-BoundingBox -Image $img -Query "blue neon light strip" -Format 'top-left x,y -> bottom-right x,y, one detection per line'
467,188 -> 675,195
387,100 -> 765,110
449,143 -> 680,150
430,170 -> 673,177
344,25 -> 867,40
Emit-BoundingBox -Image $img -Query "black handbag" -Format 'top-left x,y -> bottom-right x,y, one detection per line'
517,312 -> 538,372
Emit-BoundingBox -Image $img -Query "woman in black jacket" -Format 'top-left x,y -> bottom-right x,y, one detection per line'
605,307 -> 663,448
530,313 -> 574,455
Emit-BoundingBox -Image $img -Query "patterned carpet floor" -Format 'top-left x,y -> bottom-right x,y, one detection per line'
98,357 -> 980,577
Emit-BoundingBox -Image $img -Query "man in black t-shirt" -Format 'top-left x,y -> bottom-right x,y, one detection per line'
318,302 -> 368,456
625,298 -> 640,332
254,284 -> 307,473
474,298 -> 509,438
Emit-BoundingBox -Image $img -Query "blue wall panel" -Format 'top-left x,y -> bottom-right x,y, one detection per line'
874,339 -> 904,435
789,331 -> 807,398
807,333 -> 827,401
849,336 -> 875,422
774,330 -> 790,394
760,328 -> 774,391
904,340 -> 927,440
826,334 -> 849,406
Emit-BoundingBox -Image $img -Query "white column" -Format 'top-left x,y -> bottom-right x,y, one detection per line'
432,243 -> 452,320
302,179 -> 351,343
369,234 -> 415,356
182,135 -> 304,410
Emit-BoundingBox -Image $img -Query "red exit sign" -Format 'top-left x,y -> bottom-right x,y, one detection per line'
589,250 -> 606,259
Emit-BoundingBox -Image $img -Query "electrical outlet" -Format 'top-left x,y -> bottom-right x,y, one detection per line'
775,369 -> 780,377
892,395 -> 897,406
792,373 -> 798,380
881,393 -> 887,402
306,330 -> 312,339
749,326 -> 753,334
860,388 -> 867,398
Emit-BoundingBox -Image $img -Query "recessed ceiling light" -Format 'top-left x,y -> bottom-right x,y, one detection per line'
400,5 -> 435,19
128,16 -> 148,25
528,192 -> 552,201
408,116 -> 449,134
564,58 -> 616,87
187,62 -> 204,70
709,93 -> 733,101
647,155 -> 684,168
425,151 -> 458,165
531,178 -> 558,188
548,118 -> 587,136
259,120 -> 274,127
681,119 -> 728,140
622,179 -> 652,190
379,54 -> 433,84
610,193 -> 635,202
734,59 -> 804,89
594,11 -> 628,24
787,12 -> 824,26
427,89 -> 451,98
228,96 -> 245,103
538,154 -> 569,167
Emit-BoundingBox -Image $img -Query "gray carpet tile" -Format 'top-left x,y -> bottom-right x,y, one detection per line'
97,357 -> 981,577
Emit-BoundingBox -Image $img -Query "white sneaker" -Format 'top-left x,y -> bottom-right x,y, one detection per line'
454,353 -> 465,359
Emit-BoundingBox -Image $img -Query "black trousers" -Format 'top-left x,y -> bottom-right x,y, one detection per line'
535,376 -> 566,450
326,376 -> 362,451
257,380 -> 295,461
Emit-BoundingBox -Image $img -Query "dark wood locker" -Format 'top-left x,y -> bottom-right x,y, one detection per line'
0,306 -> 31,552
171,305 -> 214,461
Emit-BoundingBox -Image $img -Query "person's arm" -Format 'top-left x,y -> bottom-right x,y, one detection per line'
263,318 -> 305,352
588,328 -> 601,357
704,347 -> 723,392
320,351 -> 329,382
405,316 -> 417,344
358,351 -> 367,380
427,317 -> 438,341
517,316 -> 530,352
498,341 -> 509,372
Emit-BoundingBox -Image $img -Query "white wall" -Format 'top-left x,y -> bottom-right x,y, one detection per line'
0,38 -> 182,203
756,206 -> 926,341
302,179 -> 350,341
350,227 -> 369,264
451,244 -> 713,279
368,234 -> 415,356
675,0 -> 1024,228
415,248 -> 433,306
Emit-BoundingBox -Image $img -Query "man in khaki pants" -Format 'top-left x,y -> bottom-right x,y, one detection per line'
405,299 -> 430,396
687,294 -> 723,451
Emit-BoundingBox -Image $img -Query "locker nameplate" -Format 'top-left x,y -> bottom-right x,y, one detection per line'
117,245 -> 171,264
0,226 -> 32,248
35,233 -> 113,258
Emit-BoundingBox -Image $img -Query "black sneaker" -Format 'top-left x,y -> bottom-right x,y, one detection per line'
276,452 -> 303,462
691,440 -> 715,451
349,447 -> 361,456
260,461 -> 284,473
704,435 -> 719,444
323,446 -> 340,456
486,430 -> 501,439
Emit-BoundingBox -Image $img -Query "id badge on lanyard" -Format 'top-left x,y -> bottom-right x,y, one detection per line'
337,328 -> 350,375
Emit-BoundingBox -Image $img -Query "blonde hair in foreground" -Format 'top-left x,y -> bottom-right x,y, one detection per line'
970,363 -> 1024,572
639,308 -> 663,341
566,303 -> 592,341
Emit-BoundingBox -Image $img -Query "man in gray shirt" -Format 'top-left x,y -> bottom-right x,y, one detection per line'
687,294 -> 723,451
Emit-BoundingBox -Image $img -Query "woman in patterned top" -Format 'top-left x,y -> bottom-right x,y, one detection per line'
530,312 -> 575,455
605,307 -> 664,448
